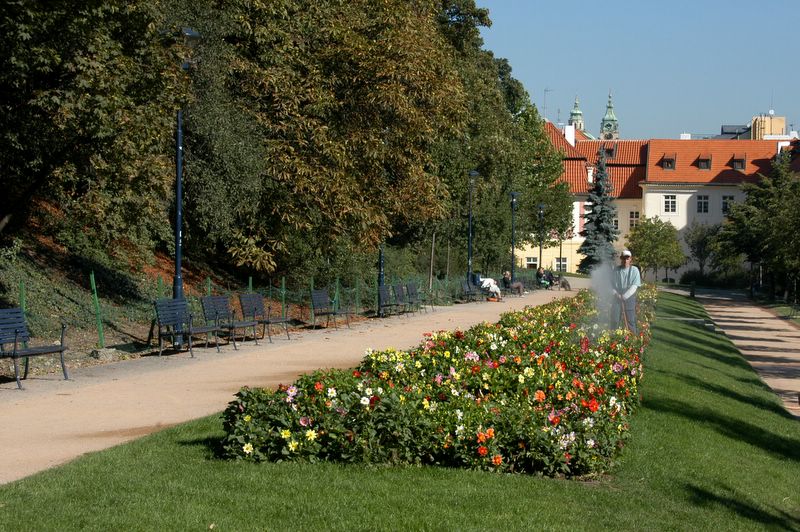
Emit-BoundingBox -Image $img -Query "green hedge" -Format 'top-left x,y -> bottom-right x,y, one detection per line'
222,288 -> 656,477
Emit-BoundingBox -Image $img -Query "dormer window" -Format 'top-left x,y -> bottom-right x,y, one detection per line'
662,153 -> 676,170
732,154 -> 746,170
603,144 -> 616,159
697,154 -> 712,169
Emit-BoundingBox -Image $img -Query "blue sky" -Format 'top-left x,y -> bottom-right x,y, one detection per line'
476,0 -> 799,140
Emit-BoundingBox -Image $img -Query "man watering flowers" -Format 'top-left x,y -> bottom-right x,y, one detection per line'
611,249 -> 641,334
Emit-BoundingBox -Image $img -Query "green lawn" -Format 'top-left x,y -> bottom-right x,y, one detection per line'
1,292 -> 798,530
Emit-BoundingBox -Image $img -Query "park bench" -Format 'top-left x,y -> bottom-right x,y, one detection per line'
461,279 -> 479,302
377,285 -> 400,317
239,293 -> 291,343
405,282 -> 428,313
201,295 -> 259,350
311,288 -> 351,328
153,298 -> 221,357
392,283 -> 412,315
0,307 -> 68,389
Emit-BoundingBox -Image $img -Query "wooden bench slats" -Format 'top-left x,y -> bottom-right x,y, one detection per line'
0,307 -> 68,389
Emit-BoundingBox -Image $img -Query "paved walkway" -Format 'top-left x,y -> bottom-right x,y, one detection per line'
689,288 -> 800,417
0,282 -> 586,485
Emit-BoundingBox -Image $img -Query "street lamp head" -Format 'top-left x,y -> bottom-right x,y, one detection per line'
510,191 -> 519,209
180,28 -> 202,70
468,169 -> 480,178
538,203 -> 545,219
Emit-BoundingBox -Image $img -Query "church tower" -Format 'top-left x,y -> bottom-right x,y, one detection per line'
599,91 -> 619,140
568,96 -> 584,132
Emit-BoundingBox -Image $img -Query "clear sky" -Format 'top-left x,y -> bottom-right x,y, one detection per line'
476,0 -> 799,140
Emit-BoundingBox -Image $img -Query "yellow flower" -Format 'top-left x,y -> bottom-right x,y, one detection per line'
243,415 -> 252,423
288,440 -> 299,452
280,429 -> 291,439
243,443 -> 253,455
422,398 -> 430,410
305,429 -> 317,441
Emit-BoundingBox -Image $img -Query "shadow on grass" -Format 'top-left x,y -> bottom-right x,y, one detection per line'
658,369 -> 793,420
178,435 -> 227,460
684,482 -> 800,529
643,397 -> 800,462
651,326 -> 753,372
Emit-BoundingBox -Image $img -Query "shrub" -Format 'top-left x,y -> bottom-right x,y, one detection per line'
222,289 -> 655,477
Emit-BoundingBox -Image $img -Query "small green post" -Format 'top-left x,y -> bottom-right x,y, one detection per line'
355,278 -> 361,315
89,271 -> 105,348
248,276 -> 253,293
206,277 -> 212,296
18,280 -> 26,314
157,276 -> 164,299
334,277 -> 340,312
281,276 -> 287,319
310,277 -> 315,324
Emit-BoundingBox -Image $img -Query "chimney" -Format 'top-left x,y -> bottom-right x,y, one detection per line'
587,166 -> 594,183
564,124 -> 576,147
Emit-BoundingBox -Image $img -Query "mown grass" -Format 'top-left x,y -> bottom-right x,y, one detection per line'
0,292 -> 798,530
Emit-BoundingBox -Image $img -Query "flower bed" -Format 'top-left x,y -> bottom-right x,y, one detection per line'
222,288 -> 655,476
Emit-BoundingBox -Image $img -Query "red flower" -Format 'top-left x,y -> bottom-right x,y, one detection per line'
580,336 -> 589,354
352,370 -> 362,378
588,398 -> 599,412
314,381 -> 323,391
370,395 -> 380,406
477,446 -> 488,456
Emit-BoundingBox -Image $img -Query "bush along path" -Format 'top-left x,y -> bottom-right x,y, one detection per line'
222,287 -> 658,476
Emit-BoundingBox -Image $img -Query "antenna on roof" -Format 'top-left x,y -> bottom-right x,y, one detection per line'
543,87 -> 553,120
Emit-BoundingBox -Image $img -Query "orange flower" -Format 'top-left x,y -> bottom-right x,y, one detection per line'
492,455 -> 503,466
477,446 -> 488,456
314,381 -> 323,391
476,432 -> 487,443
534,390 -> 546,403
485,427 -> 495,439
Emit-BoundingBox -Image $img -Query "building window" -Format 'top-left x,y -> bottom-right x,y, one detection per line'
698,155 -> 711,169
722,195 -> 734,214
697,195 -> 709,213
526,257 -> 538,269
662,154 -> 676,170
664,194 -> 677,214
732,155 -> 745,170
555,257 -> 567,272
629,211 -> 640,229
613,217 -> 619,230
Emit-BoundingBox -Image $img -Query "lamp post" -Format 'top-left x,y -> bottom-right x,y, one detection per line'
173,27 -> 201,300
467,169 -> 479,282
377,243 -> 385,317
538,203 -> 545,269
510,192 -> 519,282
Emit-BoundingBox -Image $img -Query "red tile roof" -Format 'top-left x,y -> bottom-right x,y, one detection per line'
645,139 -> 778,184
562,160 -> 590,194
574,140 -> 648,166
544,122 -> 584,159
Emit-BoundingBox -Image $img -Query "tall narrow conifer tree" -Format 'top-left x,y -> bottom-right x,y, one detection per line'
577,150 -> 619,273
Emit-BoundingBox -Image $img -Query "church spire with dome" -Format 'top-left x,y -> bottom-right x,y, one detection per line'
600,91 -> 619,140
568,96 -> 584,131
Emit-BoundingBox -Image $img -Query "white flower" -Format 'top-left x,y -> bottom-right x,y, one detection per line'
360,396 -> 369,406
455,409 -> 463,420
518,375 -> 525,383
376,387 -> 384,395
327,387 -> 337,398
365,387 -> 373,396
586,438 -> 596,448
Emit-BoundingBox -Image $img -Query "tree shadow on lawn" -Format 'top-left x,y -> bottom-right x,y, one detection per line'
642,397 -> 800,462
177,434 -> 227,460
684,481 -> 799,529
657,369 -> 793,420
682,359 -> 764,388
652,326 -> 753,373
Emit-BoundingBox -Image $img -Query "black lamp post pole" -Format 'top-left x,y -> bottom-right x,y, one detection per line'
510,192 -> 519,282
538,203 -> 545,269
467,170 -> 479,282
173,109 -> 184,300
173,27 -> 201,301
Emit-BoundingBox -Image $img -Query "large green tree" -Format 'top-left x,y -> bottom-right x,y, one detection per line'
626,217 -> 684,281
683,221 -> 721,276
0,0 -> 183,261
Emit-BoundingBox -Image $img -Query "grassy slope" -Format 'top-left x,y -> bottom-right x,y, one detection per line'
0,292 -> 798,530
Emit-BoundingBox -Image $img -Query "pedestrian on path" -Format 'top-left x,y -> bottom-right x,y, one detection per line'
611,249 -> 641,334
